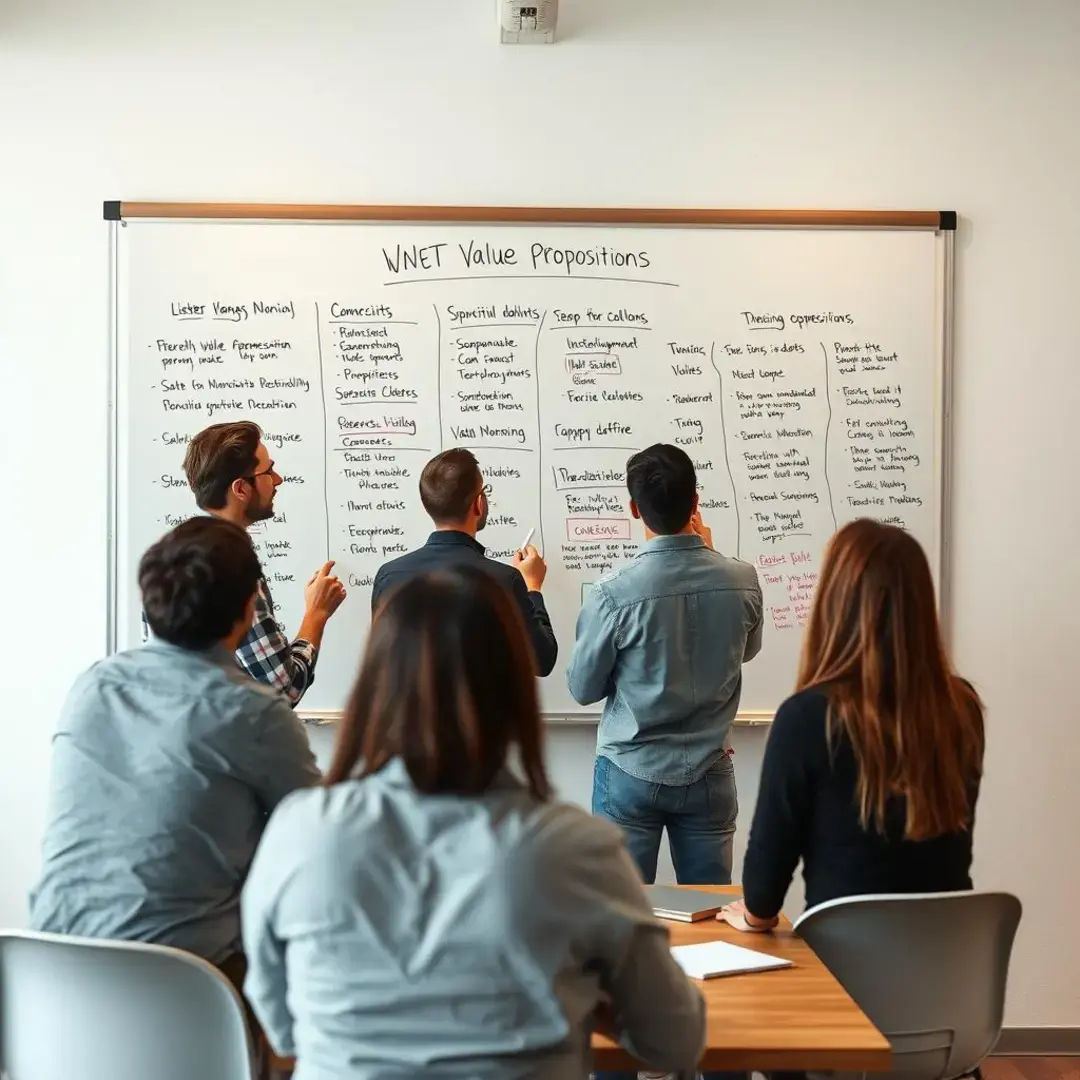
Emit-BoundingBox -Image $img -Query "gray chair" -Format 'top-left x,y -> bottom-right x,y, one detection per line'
0,929 -> 256,1080
793,891 -> 1022,1080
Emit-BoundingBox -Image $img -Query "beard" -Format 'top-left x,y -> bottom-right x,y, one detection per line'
247,491 -> 275,524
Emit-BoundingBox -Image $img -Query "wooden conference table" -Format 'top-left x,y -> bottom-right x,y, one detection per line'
593,885 -> 891,1073
272,885 -> 890,1076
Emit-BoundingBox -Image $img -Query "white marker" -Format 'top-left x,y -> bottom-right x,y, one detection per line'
519,528 -> 535,552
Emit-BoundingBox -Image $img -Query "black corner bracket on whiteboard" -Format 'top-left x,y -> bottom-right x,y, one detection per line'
938,211 -> 957,231
103,200 -> 122,221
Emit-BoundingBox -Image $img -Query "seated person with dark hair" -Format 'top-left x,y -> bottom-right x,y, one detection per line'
30,516 -> 320,988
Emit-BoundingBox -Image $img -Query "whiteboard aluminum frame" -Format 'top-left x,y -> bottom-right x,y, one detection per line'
107,211 -> 957,726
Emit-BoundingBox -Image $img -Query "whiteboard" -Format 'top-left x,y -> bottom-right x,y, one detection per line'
110,216 -> 953,722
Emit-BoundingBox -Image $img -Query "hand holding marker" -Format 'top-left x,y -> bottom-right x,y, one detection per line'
513,527 -> 547,592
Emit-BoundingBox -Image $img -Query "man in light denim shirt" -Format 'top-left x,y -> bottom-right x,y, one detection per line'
567,444 -> 763,888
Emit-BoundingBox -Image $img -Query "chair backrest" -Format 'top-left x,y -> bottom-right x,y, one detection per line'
794,891 -> 1022,1080
0,930 -> 254,1080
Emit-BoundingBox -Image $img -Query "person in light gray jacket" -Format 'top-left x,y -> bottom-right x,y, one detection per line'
241,564 -> 706,1080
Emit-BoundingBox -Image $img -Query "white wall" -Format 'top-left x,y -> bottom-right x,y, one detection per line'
1,0 -> 1077,1027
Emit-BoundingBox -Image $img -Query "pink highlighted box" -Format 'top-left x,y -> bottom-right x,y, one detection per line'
565,517 -> 632,541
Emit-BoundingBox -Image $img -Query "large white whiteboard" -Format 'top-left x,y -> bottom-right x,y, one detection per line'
111,215 -> 952,721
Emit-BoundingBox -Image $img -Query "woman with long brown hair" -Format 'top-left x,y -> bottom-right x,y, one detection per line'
240,565 -> 706,1079
720,519 -> 985,933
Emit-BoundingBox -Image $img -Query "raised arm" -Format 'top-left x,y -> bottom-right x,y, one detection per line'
506,548 -> 558,677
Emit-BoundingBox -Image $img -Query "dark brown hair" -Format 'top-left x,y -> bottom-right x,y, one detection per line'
325,565 -> 551,800
797,519 -> 984,841
183,421 -> 262,510
419,448 -> 483,525
139,516 -> 262,650
626,443 -> 697,535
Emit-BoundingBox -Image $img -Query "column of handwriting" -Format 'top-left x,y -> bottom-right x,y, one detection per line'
544,306 -> 646,581
144,299 -> 323,620
831,338 -> 928,531
719,315 -> 837,633
439,302 -> 543,560
320,301 -> 438,592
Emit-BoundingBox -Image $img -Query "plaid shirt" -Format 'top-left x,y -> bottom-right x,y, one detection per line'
141,577 -> 317,707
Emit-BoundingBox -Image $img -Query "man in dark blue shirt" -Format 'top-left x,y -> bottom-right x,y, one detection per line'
371,448 -> 558,677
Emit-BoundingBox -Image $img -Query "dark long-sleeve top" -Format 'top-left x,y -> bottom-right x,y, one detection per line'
742,688 -> 979,919
371,531 -> 558,677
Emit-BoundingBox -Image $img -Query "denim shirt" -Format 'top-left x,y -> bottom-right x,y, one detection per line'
29,642 -> 320,963
566,534 -> 763,785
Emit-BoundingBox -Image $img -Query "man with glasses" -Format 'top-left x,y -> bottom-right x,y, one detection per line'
145,420 -> 346,705
371,447 -> 557,676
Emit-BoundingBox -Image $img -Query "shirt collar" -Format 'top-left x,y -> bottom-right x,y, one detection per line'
145,638 -> 240,671
638,533 -> 706,556
425,530 -> 485,555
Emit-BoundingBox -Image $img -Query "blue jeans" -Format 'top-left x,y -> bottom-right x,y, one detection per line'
591,754 -> 743,1080
592,753 -> 737,886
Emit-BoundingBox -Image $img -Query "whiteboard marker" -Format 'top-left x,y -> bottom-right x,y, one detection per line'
519,528 -> 535,552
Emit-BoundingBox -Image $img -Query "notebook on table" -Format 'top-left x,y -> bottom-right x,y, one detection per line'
671,939 -> 794,980
644,885 -> 736,922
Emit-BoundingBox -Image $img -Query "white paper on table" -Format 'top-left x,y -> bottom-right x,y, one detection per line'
671,939 -> 794,980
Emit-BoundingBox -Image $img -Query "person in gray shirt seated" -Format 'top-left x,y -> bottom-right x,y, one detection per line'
241,564 -> 706,1080
30,516 -> 321,991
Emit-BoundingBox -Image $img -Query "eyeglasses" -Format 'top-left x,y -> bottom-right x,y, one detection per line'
240,467 -> 275,483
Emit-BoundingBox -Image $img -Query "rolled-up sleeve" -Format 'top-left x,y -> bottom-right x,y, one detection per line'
236,581 -> 318,707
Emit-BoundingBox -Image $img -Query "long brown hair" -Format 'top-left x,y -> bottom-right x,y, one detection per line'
797,519 -> 983,840
325,565 -> 551,800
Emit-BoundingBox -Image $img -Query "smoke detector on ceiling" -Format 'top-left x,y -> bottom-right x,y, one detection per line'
498,0 -> 558,43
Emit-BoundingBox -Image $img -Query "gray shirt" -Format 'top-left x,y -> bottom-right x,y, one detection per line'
567,534 -> 763,785
241,759 -> 706,1080
29,641 -> 320,963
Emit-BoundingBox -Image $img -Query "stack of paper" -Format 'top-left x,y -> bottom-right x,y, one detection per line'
671,939 -> 793,980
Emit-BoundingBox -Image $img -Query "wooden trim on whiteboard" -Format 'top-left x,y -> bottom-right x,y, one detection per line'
104,201 -> 956,230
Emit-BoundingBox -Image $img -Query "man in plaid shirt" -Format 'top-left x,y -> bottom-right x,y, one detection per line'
145,421 -> 346,706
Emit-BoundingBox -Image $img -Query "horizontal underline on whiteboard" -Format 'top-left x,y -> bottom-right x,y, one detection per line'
450,322 -> 539,331
382,274 -> 680,288
465,445 -> 535,452
551,324 -> 653,331
551,445 -> 638,452
332,446 -> 432,452
339,400 -> 417,405
330,319 -> 419,325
